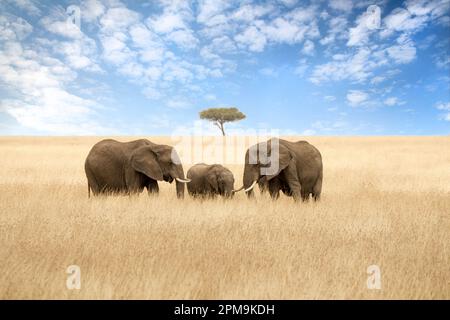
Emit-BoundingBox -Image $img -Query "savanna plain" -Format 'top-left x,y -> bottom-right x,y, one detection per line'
0,136 -> 449,299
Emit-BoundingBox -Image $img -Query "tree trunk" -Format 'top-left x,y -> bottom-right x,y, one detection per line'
215,121 -> 225,136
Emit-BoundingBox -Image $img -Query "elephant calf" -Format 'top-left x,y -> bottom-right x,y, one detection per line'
186,164 -> 239,198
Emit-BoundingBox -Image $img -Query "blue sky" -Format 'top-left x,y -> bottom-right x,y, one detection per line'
0,0 -> 449,135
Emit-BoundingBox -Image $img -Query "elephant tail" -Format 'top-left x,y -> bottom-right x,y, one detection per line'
88,182 -> 91,198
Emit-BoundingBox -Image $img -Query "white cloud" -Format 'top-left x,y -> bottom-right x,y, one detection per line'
232,4 -> 272,22
118,61 -> 145,78
199,46 -> 236,74
320,16 -> 348,45
302,39 -> 315,55
195,0 -> 234,39
347,6 -> 380,46
81,0 -> 105,23
288,5 -> 318,24
0,15 -> 106,134
329,0 -> 353,13
384,97 -> 403,106
100,6 -> 140,34
1,0 -> 448,134
38,8 -> 103,72
235,25 -> 267,52
436,102 -> 450,121
41,8 -> 85,39
386,36 -> 417,64
57,38 -> 102,72
346,90 -> 369,106
197,0 -> 231,25
5,0 -> 41,16
100,32 -> 135,65
1,88 -> 102,134
209,35 -> 237,53
381,8 -> 429,38
128,23 -> 166,64
381,0 -> 450,38
0,14 -> 33,41
310,33 -> 417,85
129,23 -> 156,47
437,102 -> 450,110
149,12 -> 186,33
310,47 -> 377,83
168,29 -> 198,49
261,17 -> 305,44
162,61 -> 193,83
233,4 -> 318,52
435,55 -> 450,68
371,76 -> 385,84
406,0 -> 449,17
146,2 -> 199,51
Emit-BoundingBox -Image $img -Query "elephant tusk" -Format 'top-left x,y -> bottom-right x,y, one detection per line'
232,186 -> 245,193
176,177 -> 191,183
244,180 -> 257,192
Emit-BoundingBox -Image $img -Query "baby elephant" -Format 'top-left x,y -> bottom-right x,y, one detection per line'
187,164 -> 239,198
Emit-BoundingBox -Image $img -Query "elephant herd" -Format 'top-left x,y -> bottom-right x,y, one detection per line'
84,138 -> 323,201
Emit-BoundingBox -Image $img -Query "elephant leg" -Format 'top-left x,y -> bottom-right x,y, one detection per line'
313,173 -> 322,201
284,164 -> 302,201
301,190 -> 310,202
130,184 -> 145,195
146,179 -> 159,195
126,170 -> 146,194
258,180 -> 268,194
268,177 -> 280,199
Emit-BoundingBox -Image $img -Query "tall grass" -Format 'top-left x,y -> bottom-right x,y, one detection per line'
0,136 -> 448,299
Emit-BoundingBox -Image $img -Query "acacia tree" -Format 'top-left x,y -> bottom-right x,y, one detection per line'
199,107 -> 246,136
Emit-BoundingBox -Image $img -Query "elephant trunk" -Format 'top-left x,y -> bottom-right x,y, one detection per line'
242,164 -> 259,198
174,164 -> 186,199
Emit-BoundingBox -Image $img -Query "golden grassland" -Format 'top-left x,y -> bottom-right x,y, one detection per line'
0,136 -> 449,299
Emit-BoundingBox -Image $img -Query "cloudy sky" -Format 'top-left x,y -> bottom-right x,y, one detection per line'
0,0 -> 449,135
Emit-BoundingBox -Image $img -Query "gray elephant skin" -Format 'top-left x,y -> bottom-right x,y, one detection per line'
240,138 -> 323,201
187,164 -> 236,198
84,139 -> 190,198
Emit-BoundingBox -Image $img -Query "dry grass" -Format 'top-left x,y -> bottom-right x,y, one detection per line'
0,136 -> 449,299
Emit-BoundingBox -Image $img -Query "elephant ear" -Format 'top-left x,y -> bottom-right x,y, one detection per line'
206,171 -> 219,193
265,144 -> 292,181
130,146 -> 164,181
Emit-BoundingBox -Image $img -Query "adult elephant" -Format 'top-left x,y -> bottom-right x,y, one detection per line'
238,138 -> 323,201
186,163 -> 238,198
84,139 -> 190,198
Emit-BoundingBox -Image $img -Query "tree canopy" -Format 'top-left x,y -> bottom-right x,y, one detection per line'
199,107 -> 246,136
